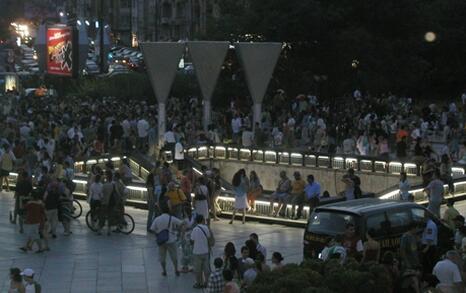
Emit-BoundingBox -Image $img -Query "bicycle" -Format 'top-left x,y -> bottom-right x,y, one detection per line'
85,208 -> 135,235
71,199 -> 83,219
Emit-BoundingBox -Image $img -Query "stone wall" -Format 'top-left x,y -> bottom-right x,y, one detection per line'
200,160 -> 421,196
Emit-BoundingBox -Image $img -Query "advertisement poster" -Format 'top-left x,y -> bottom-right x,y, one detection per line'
47,27 -> 74,76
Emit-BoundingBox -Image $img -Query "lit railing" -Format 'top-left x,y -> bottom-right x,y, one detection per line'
182,144 -> 466,177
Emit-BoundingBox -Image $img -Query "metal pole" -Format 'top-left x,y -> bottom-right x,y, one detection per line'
99,0 -> 105,73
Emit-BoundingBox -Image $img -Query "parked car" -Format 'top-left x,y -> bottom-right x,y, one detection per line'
303,198 -> 454,259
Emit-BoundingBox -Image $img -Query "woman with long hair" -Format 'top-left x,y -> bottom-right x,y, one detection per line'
247,171 -> 262,213
230,169 -> 249,224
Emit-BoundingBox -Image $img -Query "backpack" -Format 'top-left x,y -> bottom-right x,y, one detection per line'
156,216 -> 172,246
198,225 -> 215,248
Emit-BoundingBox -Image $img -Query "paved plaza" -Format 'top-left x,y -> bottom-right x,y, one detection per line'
0,192 -> 304,293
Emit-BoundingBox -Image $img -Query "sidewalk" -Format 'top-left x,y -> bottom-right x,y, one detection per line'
0,192 -> 303,293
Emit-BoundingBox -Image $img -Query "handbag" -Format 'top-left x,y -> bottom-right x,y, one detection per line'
156,215 -> 172,246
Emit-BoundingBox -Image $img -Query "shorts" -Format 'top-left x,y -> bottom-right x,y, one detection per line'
192,253 -> 210,274
0,169 -> 10,177
272,192 -> 288,202
158,242 -> 178,264
23,223 -> 40,240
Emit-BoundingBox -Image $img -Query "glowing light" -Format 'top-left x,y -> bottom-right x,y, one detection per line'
425,32 -> 436,42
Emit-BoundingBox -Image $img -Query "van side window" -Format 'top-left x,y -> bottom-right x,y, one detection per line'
411,208 -> 425,223
366,213 -> 388,237
387,210 -> 412,234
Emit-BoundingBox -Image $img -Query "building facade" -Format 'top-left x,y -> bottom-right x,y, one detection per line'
64,0 -> 219,46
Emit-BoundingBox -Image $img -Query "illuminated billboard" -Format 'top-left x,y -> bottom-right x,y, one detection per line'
46,26 -> 77,77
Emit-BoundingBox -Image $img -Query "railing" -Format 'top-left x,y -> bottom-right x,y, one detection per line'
6,151 -> 466,225
378,175 -> 466,203
184,145 -> 466,177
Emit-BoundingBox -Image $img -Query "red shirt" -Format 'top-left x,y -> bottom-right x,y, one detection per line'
25,201 -> 46,225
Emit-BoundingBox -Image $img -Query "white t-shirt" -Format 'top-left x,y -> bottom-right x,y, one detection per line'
242,131 -> 254,147
422,219 -> 438,246
231,118 -> 242,134
89,182 -> 103,201
433,259 -> 462,285
174,142 -> 184,160
191,224 -> 210,255
150,213 -> 182,244
121,120 -> 131,137
137,119 -> 149,138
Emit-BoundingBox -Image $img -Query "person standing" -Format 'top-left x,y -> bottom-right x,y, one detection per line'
174,138 -> 185,171
443,199 -> 460,230
399,172 -> 411,201
453,215 -> 466,249
421,216 -> 438,276
11,171 -> 32,233
166,181 -> 187,219
191,214 -> 212,289
289,171 -> 306,220
43,180 -> 61,238
193,177 -> 210,226
424,170 -> 444,217
137,117 -> 149,151
210,168 -> 222,221
145,166 -> 159,232
0,144 -> 15,191
247,171 -> 262,214
231,114 -> 242,145
231,169 -> 249,224
89,174 -> 105,234
20,192 -> 46,253
150,205 -> 183,277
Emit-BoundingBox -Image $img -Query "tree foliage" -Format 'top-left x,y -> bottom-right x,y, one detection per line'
206,0 -> 466,98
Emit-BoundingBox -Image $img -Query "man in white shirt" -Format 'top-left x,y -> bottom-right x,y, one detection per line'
433,250 -> 463,292
137,118 -> 149,150
174,138 -> 185,170
191,214 -> 211,289
150,206 -> 183,277
231,114 -> 242,145
241,127 -> 254,147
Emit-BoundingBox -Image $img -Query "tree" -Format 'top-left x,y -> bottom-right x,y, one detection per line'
206,0 -> 466,98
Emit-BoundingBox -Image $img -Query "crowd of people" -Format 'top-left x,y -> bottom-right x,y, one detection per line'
3,87 -> 466,292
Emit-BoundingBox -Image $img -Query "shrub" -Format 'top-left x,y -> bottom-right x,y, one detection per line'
248,259 -> 391,293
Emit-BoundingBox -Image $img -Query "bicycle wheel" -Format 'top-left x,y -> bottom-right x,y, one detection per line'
85,211 -> 100,232
71,199 -> 83,219
119,213 -> 135,235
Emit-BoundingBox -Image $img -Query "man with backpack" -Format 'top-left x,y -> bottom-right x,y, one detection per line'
150,205 -> 183,277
